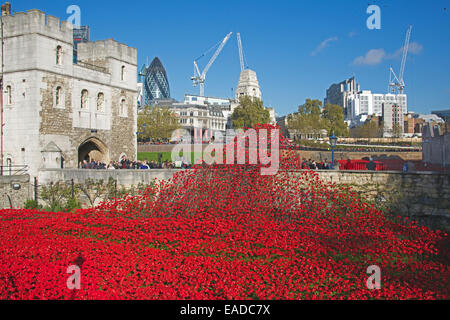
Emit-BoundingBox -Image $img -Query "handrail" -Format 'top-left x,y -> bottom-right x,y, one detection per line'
0,165 -> 29,176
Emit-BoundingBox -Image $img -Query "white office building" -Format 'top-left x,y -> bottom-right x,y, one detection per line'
347,91 -> 407,127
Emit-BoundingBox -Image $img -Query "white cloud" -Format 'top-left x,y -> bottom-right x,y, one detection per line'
409,42 -> 424,55
311,37 -> 338,56
353,49 -> 386,66
388,42 -> 424,59
353,42 -> 423,66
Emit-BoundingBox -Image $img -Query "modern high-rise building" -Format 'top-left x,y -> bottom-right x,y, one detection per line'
346,91 -> 407,127
382,103 -> 404,137
138,57 -> 170,107
324,77 -> 360,119
325,77 -> 408,126
73,26 -> 90,63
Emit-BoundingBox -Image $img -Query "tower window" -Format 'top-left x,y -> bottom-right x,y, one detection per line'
6,85 -> 12,105
55,86 -> 63,107
81,89 -> 89,109
56,46 -> 63,65
97,92 -> 105,111
121,66 -> 126,81
120,98 -> 127,116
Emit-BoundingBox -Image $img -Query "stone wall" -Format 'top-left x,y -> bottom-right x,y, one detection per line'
33,169 -> 450,232
0,175 -> 31,209
422,124 -> 450,168
309,170 -> 450,232
38,169 -> 177,188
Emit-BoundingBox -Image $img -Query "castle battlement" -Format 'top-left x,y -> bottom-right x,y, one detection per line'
2,9 -> 73,43
77,38 -> 137,65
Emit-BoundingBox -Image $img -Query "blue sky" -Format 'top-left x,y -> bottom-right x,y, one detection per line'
13,0 -> 450,116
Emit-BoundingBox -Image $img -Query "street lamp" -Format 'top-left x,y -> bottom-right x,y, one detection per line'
329,133 -> 338,170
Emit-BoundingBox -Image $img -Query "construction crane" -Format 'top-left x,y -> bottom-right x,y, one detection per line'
237,32 -> 246,72
191,32 -> 233,97
389,25 -> 413,94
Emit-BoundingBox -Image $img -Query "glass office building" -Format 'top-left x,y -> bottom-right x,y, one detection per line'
139,57 -> 171,106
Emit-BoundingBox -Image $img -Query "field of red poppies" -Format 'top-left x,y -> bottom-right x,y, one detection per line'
0,125 -> 449,300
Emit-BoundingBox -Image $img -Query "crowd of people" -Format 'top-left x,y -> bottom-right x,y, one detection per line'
300,158 -> 379,171
287,145 -> 420,153
300,158 -> 334,170
78,155 -> 383,172
78,156 -> 192,171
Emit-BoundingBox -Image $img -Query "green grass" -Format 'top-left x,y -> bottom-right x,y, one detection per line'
138,152 -> 204,164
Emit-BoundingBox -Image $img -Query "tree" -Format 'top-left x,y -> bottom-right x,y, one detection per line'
287,99 -> 326,134
231,96 -> 270,129
350,121 -> 384,138
322,104 -> 349,137
137,106 -> 180,142
392,123 -> 403,138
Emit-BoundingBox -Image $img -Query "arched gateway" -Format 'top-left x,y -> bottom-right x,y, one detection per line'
78,137 -> 109,164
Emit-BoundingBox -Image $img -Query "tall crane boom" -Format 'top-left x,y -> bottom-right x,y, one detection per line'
237,33 -> 245,72
389,25 -> 413,94
191,32 -> 233,96
399,25 -> 412,84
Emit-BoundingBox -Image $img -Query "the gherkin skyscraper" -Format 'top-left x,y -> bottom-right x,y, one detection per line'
139,57 -> 171,106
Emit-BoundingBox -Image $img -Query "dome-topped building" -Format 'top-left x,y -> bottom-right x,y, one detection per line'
138,57 -> 171,106
235,69 -> 261,101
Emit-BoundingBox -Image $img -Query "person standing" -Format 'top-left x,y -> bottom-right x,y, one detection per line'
334,161 -> 340,170
366,158 -> 377,171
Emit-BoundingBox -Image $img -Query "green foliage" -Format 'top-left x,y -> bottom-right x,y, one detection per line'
138,106 -> 181,142
231,96 -> 270,129
24,199 -> 42,210
350,121 -> 384,138
65,197 -> 82,212
137,152 -> 173,162
78,178 -> 122,208
322,104 -> 349,137
138,152 -> 203,164
36,178 -> 156,212
287,100 -> 350,138
287,99 -> 328,135
392,124 -> 403,138
40,182 -> 81,212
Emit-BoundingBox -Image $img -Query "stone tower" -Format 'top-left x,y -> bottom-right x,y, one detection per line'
0,8 -> 138,178
235,69 -> 262,101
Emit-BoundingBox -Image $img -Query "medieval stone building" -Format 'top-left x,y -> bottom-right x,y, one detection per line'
1,8 -> 138,178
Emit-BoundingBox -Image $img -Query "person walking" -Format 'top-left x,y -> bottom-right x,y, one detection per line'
402,162 -> 409,173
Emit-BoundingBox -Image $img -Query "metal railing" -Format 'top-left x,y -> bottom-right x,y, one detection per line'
0,165 -> 29,176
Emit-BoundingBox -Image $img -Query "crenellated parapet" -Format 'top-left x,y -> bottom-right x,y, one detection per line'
77,39 -> 137,66
2,9 -> 73,43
